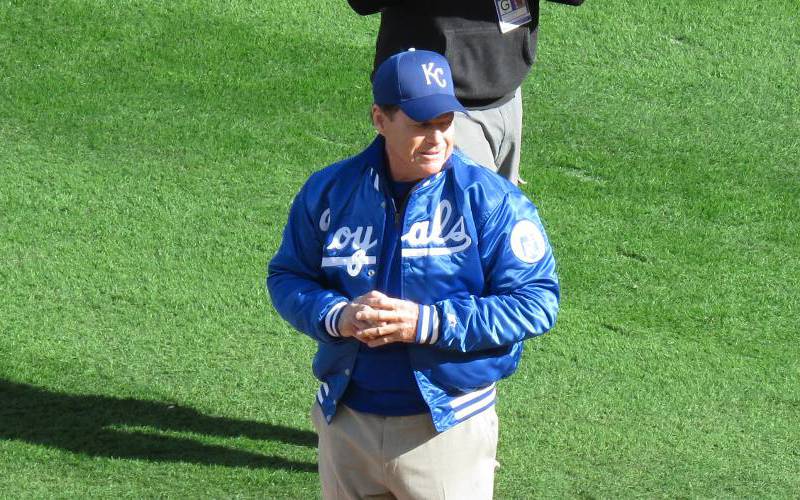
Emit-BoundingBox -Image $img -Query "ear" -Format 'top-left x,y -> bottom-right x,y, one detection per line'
372,104 -> 386,135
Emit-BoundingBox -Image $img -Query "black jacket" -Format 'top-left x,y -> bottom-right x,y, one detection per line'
348,0 -> 583,109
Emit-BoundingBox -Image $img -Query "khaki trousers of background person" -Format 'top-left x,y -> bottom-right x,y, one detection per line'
454,88 -> 523,185
312,403 -> 499,500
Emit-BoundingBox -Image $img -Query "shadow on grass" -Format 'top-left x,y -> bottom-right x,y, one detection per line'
0,379 -> 316,471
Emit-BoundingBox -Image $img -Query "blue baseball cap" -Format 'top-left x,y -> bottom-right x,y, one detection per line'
372,48 -> 468,122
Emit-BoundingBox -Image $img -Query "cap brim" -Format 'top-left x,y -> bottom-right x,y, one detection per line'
400,94 -> 469,122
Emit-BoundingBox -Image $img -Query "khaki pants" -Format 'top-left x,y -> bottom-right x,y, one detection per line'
311,403 -> 498,500
454,87 -> 523,185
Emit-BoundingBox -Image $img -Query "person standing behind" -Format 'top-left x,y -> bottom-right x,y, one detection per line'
268,49 -> 559,499
347,0 -> 585,185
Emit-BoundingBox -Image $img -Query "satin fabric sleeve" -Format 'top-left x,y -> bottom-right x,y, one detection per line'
267,183 -> 349,343
433,191 -> 559,352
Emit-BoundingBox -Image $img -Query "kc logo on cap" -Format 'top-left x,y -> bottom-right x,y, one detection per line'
372,48 -> 468,122
421,62 -> 447,88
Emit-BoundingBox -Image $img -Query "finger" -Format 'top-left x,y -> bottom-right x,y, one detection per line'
354,290 -> 387,303
360,320 -> 389,329
373,295 -> 405,307
352,333 -> 373,345
356,322 -> 402,340
355,297 -> 379,308
351,294 -> 376,307
353,320 -> 373,331
357,295 -> 395,309
366,332 -> 408,348
372,298 -> 418,315
356,309 -> 404,323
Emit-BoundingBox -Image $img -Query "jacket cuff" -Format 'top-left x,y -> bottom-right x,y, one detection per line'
323,301 -> 348,338
415,304 -> 440,345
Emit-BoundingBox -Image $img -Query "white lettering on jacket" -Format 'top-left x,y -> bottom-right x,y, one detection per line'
319,208 -> 331,231
321,225 -> 378,277
402,200 -> 472,257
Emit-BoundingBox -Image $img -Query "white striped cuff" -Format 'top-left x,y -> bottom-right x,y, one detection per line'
316,382 -> 330,404
415,305 -> 440,345
324,301 -> 347,338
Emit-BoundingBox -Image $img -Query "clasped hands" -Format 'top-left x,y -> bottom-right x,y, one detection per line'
336,291 -> 419,347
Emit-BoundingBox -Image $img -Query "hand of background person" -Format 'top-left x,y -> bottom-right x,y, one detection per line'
351,290 -> 420,347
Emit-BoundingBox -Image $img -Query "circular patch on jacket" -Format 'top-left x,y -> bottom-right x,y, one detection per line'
510,219 -> 546,264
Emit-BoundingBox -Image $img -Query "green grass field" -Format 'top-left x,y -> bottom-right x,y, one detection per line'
1,0 -> 798,497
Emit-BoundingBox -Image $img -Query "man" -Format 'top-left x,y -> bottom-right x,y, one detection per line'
267,49 -> 559,499
347,0 -> 585,185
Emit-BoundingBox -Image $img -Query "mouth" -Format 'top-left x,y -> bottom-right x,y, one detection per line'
418,150 -> 441,160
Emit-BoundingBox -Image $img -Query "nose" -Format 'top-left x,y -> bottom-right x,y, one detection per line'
427,128 -> 444,144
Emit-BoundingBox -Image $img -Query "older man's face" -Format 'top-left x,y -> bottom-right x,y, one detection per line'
373,106 -> 455,182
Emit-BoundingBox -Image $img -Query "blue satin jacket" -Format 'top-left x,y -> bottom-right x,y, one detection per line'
267,136 -> 559,432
